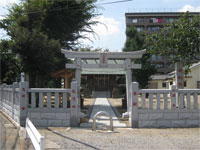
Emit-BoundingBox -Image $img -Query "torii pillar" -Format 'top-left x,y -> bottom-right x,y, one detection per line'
125,58 -> 132,112
75,58 -> 82,111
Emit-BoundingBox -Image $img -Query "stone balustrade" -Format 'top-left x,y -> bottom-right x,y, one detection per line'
0,81 -> 79,127
130,82 -> 200,128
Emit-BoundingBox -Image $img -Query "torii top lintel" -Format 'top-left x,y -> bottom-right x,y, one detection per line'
61,49 -> 146,59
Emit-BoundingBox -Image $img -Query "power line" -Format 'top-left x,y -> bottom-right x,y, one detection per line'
0,0 -> 135,16
97,0 -> 134,5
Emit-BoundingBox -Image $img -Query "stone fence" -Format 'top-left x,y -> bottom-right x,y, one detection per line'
130,82 -> 200,128
0,81 -> 79,127
0,82 -> 20,124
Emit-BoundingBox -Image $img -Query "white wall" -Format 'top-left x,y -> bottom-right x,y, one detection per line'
185,65 -> 200,89
149,80 -> 169,89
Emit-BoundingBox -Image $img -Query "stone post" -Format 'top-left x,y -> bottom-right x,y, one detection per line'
1,84 -> 6,110
175,62 -> 184,108
20,72 -> 25,82
70,81 -> 80,127
130,82 -> 139,128
12,82 -> 19,119
19,82 -> 29,126
170,85 -> 177,109
175,62 -> 184,89
0,85 -> 2,110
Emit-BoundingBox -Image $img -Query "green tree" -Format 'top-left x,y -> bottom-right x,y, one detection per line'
0,40 -> 22,84
146,12 -> 200,64
0,0 -> 98,87
123,26 -> 156,88
123,27 -> 145,52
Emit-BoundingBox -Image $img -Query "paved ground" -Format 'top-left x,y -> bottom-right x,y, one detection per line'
0,113 -> 24,150
38,127 -> 200,150
81,98 -> 127,128
1,112 -> 200,150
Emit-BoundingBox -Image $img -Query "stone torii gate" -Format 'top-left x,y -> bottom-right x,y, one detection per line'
61,49 -> 146,112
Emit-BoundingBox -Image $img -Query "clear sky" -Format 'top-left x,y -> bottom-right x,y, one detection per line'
0,0 -> 200,51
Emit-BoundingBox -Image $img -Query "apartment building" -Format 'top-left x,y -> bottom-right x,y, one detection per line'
125,12 -> 200,74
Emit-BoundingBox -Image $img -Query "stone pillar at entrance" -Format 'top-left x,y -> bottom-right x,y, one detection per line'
175,62 -> 184,108
175,62 -> 184,89
75,58 -> 81,112
125,59 -> 132,113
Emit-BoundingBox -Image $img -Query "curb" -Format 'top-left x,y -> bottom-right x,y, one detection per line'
107,99 -> 122,118
86,98 -> 96,119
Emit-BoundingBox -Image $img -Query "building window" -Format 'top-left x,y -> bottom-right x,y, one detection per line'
155,63 -> 164,68
147,18 -> 163,23
170,82 -> 173,85
137,26 -> 144,32
167,62 -> 174,69
157,56 -> 163,60
151,54 -> 157,60
138,18 -> 145,23
197,81 -> 200,88
162,82 -> 167,88
147,26 -> 161,32
127,18 -> 137,23
132,18 -> 137,23
148,18 -> 157,23
167,18 -> 175,23
184,81 -> 187,87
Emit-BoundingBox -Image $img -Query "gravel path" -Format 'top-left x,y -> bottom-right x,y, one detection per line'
39,127 -> 200,150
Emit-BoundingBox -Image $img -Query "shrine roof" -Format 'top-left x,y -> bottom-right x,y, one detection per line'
61,49 -> 146,59
81,68 -> 125,75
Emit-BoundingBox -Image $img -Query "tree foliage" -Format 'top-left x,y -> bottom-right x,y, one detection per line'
123,27 -> 156,88
0,0 -> 98,87
146,12 -> 200,64
123,27 -> 145,52
0,40 -> 22,84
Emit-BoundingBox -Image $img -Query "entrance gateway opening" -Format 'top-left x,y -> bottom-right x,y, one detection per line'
61,49 -> 146,119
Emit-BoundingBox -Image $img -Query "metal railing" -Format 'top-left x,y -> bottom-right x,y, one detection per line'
93,111 -> 113,131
